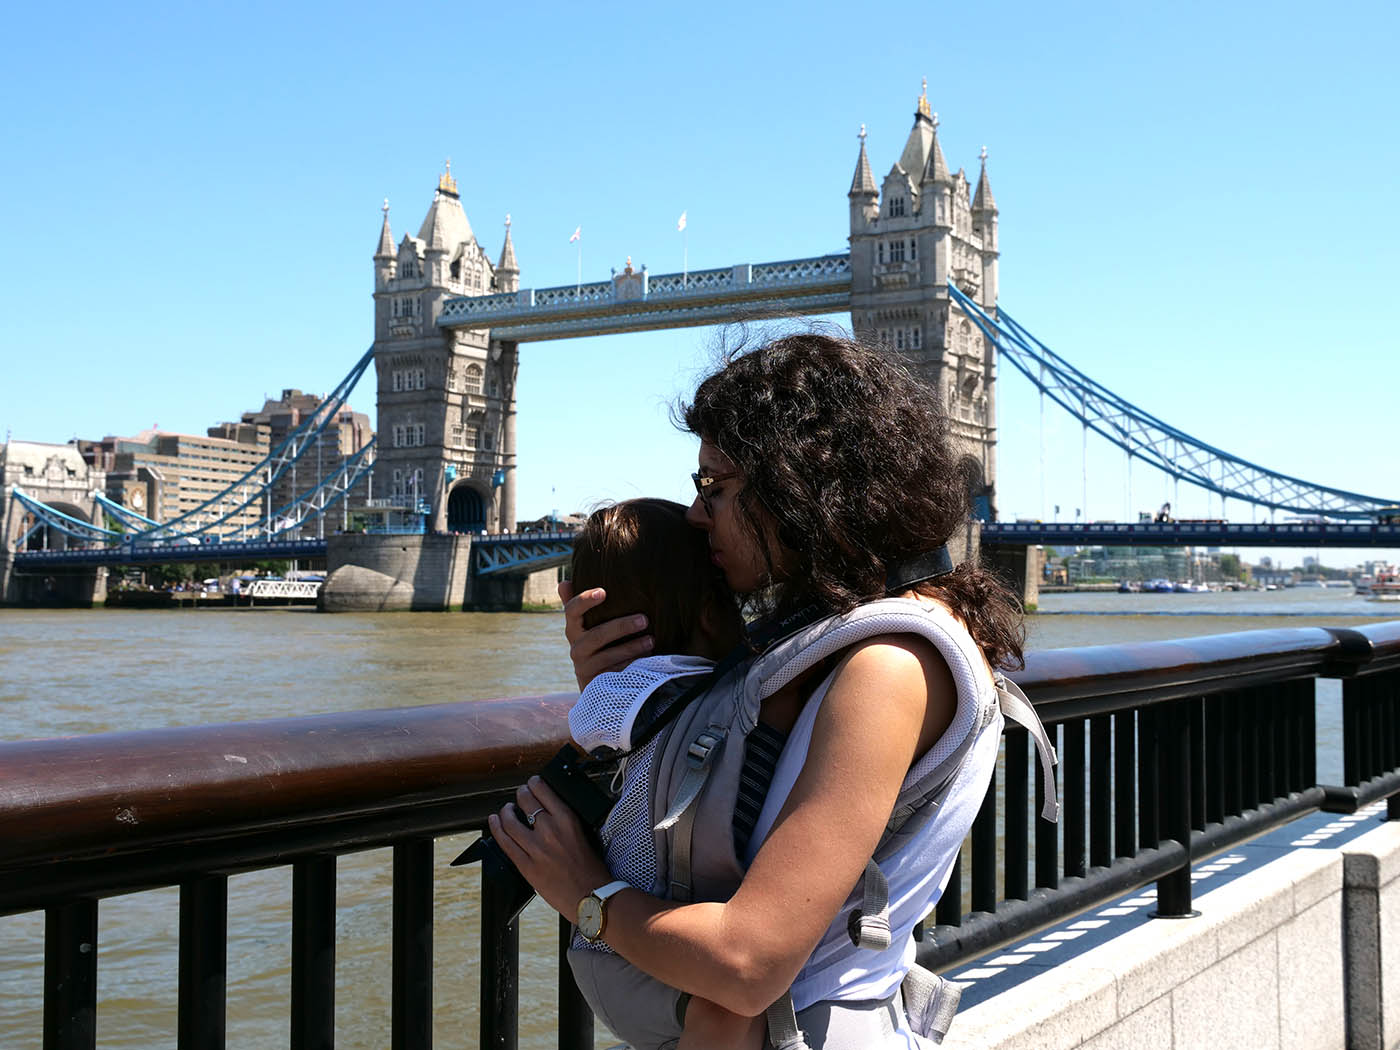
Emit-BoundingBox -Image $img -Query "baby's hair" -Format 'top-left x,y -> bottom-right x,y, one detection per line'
570,498 -> 743,658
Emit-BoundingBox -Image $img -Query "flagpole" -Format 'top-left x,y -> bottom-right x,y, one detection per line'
576,240 -> 581,295
683,227 -> 688,288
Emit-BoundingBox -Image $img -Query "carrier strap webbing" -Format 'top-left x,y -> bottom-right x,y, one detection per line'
996,675 -> 1060,823
901,966 -> 967,1044
656,724 -> 728,902
765,992 -> 812,1050
846,858 -> 892,950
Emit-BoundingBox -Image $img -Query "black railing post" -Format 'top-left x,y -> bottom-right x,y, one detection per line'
44,899 -> 97,1050
392,840 -> 433,1050
178,874 -> 228,1050
557,915 -> 593,1050
1114,710 -> 1135,858
291,855 -> 336,1050
1138,705 -> 1160,850
971,768 -> 998,914
1343,675 -> 1362,786
935,851 -> 963,927
1154,699 -> 1196,918
1205,698 -> 1225,825
1004,728 -> 1029,902
1090,715 -> 1111,868
480,852 -> 521,1050
1189,698 -> 1206,832
1064,718 -> 1086,879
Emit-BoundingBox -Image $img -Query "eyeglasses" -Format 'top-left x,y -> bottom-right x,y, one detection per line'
691,470 -> 738,516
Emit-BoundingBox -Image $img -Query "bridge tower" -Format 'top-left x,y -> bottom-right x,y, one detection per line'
848,82 -> 1001,519
372,166 -> 519,533
1,440 -> 107,604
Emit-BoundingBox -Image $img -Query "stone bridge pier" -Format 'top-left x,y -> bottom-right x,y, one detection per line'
1,441 -> 108,606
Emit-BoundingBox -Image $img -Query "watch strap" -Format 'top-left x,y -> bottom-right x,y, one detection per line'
592,879 -> 631,902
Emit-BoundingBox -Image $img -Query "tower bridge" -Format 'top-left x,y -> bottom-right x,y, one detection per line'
6,84 -> 1397,608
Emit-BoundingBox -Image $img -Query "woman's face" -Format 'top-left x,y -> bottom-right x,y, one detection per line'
686,441 -> 769,595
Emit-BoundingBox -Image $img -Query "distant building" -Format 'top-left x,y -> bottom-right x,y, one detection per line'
215,389 -> 373,537
76,428 -> 269,537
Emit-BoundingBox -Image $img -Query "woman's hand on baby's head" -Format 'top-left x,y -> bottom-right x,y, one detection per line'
559,581 -> 653,689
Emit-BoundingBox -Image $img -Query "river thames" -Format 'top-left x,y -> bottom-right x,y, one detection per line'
1,588 -> 1394,1049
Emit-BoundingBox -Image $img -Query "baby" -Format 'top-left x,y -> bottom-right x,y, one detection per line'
567,498 -> 764,1050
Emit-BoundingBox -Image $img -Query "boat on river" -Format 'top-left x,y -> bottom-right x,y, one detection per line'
1369,567 -> 1400,602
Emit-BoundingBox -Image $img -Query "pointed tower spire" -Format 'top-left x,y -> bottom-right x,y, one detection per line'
972,146 -> 997,213
375,198 -> 394,258
923,111 -> 951,185
849,124 -> 877,197
496,213 -> 519,292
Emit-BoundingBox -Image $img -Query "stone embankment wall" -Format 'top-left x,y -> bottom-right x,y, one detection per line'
948,822 -> 1400,1050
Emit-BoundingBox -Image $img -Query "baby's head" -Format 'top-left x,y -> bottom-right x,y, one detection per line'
570,498 -> 744,660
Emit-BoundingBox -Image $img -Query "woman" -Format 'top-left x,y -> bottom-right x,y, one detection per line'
487,331 -> 1027,1046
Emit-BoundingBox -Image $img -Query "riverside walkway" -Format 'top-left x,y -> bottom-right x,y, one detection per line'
1,621 -> 1397,1049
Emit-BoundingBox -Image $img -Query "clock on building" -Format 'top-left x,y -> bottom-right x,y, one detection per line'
130,489 -> 145,511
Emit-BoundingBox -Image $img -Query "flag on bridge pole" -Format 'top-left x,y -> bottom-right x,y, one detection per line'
569,226 -> 581,293
678,210 -> 688,286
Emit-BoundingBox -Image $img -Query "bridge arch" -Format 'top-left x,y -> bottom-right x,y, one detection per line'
447,482 -> 487,534
18,501 -> 92,552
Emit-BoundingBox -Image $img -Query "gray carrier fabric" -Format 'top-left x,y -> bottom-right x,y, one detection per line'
567,598 -> 1057,1050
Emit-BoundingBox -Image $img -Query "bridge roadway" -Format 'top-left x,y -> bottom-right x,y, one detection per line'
11,530 -> 581,577
982,520 -> 1400,547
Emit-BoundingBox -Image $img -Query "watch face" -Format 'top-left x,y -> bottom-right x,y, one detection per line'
577,894 -> 604,940
131,490 -> 144,510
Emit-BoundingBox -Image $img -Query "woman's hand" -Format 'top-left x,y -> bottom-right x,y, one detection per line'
557,581 -> 654,689
488,774 -> 613,919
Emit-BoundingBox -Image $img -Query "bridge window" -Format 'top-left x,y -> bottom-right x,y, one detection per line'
889,240 -> 905,263
888,196 -> 906,218
484,432 -> 494,451
909,238 -> 917,261
464,365 -> 483,396
395,296 -> 416,318
877,242 -> 885,264
401,258 -> 419,278
895,329 -> 905,350
911,326 -> 921,349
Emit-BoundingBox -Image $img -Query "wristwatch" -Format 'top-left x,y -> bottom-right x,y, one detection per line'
576,879 -> 631,942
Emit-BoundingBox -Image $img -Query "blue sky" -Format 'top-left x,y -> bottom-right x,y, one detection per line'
2,1 -> 1396,566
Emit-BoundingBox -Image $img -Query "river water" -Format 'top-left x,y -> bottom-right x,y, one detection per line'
0,588 -> 1393,1049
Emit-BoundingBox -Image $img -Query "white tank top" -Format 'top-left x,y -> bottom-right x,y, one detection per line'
743,602 -> 1003,1011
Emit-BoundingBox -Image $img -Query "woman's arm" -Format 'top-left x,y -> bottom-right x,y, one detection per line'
492,632 -> 956,1016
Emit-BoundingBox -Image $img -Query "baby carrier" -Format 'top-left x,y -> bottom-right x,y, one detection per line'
567,595 -> 1059,1050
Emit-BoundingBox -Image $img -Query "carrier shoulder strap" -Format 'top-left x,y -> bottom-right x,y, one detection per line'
995,674 -> 1060,823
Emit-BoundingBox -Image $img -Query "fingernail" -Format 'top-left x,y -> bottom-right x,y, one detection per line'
593,589 -> 606,600
633,615 -> 648,630
641,635 -> 654,651
487,814 -> 498,830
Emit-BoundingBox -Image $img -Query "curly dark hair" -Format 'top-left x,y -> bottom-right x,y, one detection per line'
681,330 -> 1025,670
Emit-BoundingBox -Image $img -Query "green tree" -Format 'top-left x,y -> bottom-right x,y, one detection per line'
1218,553 -> 1243,580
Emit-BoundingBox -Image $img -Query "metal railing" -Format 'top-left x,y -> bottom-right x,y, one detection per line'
2,623 -> 1398,1049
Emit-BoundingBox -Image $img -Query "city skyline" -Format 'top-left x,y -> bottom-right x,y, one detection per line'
3,1 -> 1396,566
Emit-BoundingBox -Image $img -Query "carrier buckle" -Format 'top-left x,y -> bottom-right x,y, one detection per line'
687,728 -> 725,768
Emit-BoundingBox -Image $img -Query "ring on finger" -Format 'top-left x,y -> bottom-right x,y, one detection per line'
525,807 -> 545,828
